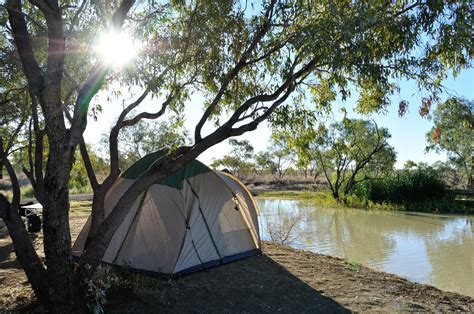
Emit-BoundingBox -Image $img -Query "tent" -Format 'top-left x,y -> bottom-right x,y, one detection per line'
72,151 -> 261,276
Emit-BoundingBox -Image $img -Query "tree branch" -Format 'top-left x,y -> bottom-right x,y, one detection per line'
68,0 -> 136,155
6,0 -> 45,99
0,146 -> 49,306
79,139 -> 99,191
30,0 -> 65,106
194,0 -> 276,142
67,0 -> 88,34
0,3 -> 47,32
105,88 -> 151,186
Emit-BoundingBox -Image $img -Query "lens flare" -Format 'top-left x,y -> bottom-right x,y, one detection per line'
95,31 -> 140,66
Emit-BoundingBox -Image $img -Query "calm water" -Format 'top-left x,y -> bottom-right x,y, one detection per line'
257,198 -> 474,297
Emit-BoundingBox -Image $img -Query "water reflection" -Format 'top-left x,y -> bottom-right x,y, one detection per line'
257,198 -> 474,297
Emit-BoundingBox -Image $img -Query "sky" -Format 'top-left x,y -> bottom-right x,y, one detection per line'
84,68 -> 473,169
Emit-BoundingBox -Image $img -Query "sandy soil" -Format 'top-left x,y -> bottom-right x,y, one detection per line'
1,210 -> 473,312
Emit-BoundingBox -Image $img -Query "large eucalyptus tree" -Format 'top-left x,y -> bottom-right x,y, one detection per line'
0,0 -> 472,311
426,97 -> 473,189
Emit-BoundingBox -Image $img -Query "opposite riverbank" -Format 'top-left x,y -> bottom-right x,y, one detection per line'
253,186 -> 474,214
1,202 -> 473,312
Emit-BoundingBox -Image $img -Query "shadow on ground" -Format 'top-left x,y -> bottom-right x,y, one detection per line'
105,254 -> 349,313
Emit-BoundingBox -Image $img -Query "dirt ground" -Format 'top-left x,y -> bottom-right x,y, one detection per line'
1,206 -> 473,312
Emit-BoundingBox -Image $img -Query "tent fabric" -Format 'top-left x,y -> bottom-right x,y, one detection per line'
72,153 -> 261,276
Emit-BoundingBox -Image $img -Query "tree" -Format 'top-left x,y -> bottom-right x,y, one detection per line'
403,160 -> 418,170
254,151 -> 277,175
100,118 -> 189,170
229,139 -> 254,163
69,146 -> 108,192
211,155 -> 241,174
268,133 -> 295,180
211,139 -> 254,178
0,0 -> 471,311
426,98 -> 473,189
313,119 -> 396,201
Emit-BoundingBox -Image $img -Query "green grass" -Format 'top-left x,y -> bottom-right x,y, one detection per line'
259,190 -> 340,207
259,189 -> 394,209
70,200 -> 92,215
346,260 -> 361,272
258,189 -> 473,214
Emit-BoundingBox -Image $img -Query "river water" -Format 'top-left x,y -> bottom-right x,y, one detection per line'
256,198 -> 474,297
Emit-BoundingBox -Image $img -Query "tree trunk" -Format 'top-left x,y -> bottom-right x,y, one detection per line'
0,162 -> 3,179
40,140 -> 87,312
89,189 -> 106,241
0,195 -> 51,308
42,195 -> 85,312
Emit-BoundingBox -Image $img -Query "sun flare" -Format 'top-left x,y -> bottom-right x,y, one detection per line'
96,31 -> 140,66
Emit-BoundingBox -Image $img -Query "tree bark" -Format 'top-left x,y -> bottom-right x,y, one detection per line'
0,195 -> 51,308
5,0 -> 136,311
89,189 -> 107,240
41,139 -> 87,313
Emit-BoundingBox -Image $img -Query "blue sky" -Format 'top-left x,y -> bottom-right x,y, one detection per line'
84,68 -> 473,169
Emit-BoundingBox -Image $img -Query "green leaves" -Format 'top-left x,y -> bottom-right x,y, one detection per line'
425,97 -> 473,188
102,118 -> 189,170
211,139 -> 254,178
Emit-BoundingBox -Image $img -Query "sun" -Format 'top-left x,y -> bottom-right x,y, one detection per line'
95,31 -> 140,66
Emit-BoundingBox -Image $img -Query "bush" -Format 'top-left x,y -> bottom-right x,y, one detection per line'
352,168 -> 454,212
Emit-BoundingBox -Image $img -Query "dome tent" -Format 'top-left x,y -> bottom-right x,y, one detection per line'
72,150 -> 261,276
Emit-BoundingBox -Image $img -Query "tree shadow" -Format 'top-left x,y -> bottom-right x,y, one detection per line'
0,239 -> 25,270
105,254 -> 350,313
0,227 -> 40,270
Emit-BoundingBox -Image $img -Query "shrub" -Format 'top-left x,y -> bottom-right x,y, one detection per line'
352,168 -> 453,212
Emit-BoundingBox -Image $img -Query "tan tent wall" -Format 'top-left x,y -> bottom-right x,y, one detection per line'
216,172 -> 260,245
173,172 -> 257,273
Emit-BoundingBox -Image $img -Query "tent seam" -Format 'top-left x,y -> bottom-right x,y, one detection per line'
112,190 -> 148,265
185,178 -> 223,261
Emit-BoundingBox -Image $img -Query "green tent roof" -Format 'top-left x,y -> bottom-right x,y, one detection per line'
121,150 -> 211,189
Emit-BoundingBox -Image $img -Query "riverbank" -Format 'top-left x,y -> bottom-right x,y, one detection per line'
257,189 -> 474,214
1,203 -> 473,312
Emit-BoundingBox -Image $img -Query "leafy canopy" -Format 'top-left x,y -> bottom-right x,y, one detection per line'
426,97 -> 473,187
290,117 -> 396,200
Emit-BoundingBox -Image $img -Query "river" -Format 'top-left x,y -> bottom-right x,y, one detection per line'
256,198 -> 474,298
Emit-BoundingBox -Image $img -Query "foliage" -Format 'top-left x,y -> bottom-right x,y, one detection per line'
1,0 -> 473,310
404,160 -> 467,189
268,133 -> 295,180
211,139 -> 254,178
260,190 -> 339,207
211,155 -> 243,173
83,265 -> 119,313
10,139 -> 107,192
70,148 -> 108,192
101,118 -> 189,170
254,151 -> 277,175
426,97 -> 473,189
346,261 -> 361,272
298,118 -> 396,201
229,139 -> 254,162
252,134 -> 298,179
352,167 -> 452,212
